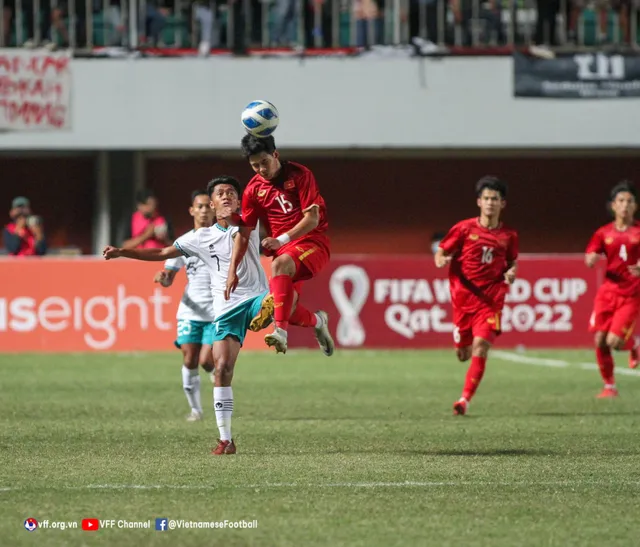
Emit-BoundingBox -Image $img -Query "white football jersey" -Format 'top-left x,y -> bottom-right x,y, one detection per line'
164,240 -> 215,322
174,222 -> 268,319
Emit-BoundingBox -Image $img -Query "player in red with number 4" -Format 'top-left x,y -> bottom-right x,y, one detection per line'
221,134 -> 334,356
435,177 -> 519,416
585,180 -> 640,399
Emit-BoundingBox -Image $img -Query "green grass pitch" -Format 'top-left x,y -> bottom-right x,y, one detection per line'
1,349 -> 639,546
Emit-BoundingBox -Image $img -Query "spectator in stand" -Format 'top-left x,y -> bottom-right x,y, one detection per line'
122,189 -> 173,250
3,197 -> 47,256
534,0 -> 560,45
431,230 -> 446,254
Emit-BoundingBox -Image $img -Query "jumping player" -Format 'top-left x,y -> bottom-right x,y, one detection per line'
435,176 -> 518,416
104,176 -> 272,455
222,134 -> 334,356
153,190 -> 216,422
585,180 -> 640,398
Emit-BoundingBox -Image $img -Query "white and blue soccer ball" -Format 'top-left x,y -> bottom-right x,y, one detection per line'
241,100 -> 280,138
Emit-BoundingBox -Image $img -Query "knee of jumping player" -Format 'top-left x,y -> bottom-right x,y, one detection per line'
456,347 -> 472,362
594,331 -> 608,349
471,337 -> 491,358
271,254 -> 296,277
605,332 -> 624,350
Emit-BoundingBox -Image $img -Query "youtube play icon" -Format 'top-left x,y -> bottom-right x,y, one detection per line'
82,519 -> 100,531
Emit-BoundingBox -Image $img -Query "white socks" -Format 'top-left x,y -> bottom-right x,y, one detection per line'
214,386 -> 234,441
182,366 -> 202,414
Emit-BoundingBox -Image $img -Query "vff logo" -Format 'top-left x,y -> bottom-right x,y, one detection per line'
574,53 -> 625,80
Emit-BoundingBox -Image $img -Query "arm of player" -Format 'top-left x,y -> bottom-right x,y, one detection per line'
434,247 -> 453,268
585,253 -> 599,268
504,232 -> 519,284
225,227 -> 252,300
154,268 -> 178,287
262,208 -> 319,252
585,230 -> 603,268
504,261 -> 517,284
103,245 -> 182,261
434,223 -> 464,268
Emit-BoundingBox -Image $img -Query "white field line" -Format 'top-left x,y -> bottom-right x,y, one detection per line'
1,481 -> 640,493
493,351 -> 640,377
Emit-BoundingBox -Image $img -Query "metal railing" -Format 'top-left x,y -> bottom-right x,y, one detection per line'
0,0 -> 637,51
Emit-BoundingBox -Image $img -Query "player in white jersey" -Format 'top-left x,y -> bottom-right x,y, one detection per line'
103,176 -> 271,456
153,190 -> 215,422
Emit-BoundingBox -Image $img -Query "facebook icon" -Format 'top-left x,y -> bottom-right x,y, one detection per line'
155,518 -> 168,531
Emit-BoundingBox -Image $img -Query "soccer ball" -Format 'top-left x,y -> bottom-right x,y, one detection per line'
241,100 -> 279,138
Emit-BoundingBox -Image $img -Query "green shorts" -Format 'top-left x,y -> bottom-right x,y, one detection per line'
212,291 -> 269,346
174,319 -> 214,348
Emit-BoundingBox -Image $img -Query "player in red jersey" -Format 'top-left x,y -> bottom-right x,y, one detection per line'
435,176 -> 518,416
585,180 -> 640,398
221,134 -> 334,356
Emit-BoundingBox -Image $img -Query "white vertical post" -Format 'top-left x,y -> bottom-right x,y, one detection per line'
93,151 -> 111,255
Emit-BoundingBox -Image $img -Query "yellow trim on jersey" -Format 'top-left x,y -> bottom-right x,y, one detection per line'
298,247 -> 317,262
624,321 -> 636,342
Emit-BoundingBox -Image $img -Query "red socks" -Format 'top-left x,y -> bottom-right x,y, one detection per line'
596,347 -> 615,385
289,304 -> 318,328
269,275 -> 294,330
461,356 -> 487,401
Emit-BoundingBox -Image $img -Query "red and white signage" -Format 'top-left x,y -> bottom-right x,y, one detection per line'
289,255 -> 601,349
0,255 -> 605,352
0,48 -> 72,131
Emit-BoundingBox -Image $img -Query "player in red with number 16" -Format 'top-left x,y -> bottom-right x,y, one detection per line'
435,177 -> 519,416
222,134 -> 334,356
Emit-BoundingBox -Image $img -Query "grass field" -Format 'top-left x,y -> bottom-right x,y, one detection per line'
2,349 -> 640,546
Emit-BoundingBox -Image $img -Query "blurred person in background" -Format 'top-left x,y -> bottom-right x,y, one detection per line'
194,0 -> 220,55
122,189 -> 173,250
534,0 -> 560,45
431,230 -> 446,254
3,197 -> 47,256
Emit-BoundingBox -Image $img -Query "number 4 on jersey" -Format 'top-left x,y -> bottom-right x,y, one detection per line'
620,244 -> 628,262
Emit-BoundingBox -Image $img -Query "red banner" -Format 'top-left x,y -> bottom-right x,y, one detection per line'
288,255 -> 602,349
0,258 -> 270,352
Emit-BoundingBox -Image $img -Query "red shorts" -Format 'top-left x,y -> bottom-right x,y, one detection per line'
589,288 -> 640,340
452,305 -> 502,349
277,235 -> 330,283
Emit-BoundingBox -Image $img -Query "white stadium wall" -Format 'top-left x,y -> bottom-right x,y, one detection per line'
0,56 -> 637,150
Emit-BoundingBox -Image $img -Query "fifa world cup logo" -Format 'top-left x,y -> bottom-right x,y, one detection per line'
329,265 -> 370,347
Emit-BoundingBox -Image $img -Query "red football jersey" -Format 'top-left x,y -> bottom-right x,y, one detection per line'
586,222 -> 640,297
241,161 -> 329,240
439,218 -> 519,311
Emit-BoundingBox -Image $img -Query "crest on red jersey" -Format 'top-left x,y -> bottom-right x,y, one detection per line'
605,237 -> 613,244
284,180 -> 295,190
257,189 -> 267,197
468,234 -> 479,241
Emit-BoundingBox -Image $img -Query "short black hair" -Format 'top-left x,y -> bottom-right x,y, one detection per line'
241,134 -> 277,157
135,188 -> 156,204
610,180 -> 637,201
475,176 -> 507,199
191,189 -> 208,204
207,176 -> 242,198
